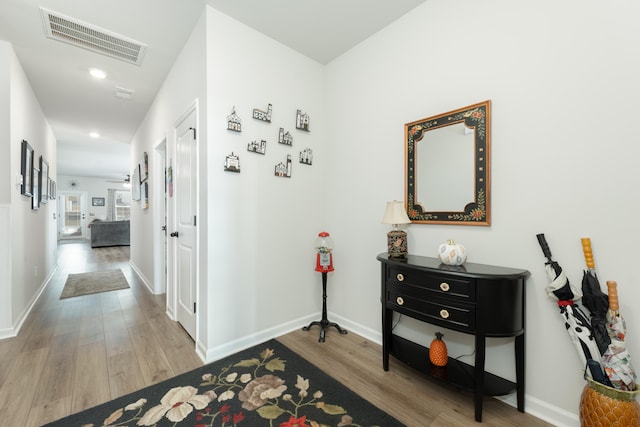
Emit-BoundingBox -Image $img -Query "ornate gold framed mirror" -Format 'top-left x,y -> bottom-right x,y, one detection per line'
405,100 -> 491,225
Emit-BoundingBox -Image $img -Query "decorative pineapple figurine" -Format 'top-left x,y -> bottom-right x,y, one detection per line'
429,332 -> 448,367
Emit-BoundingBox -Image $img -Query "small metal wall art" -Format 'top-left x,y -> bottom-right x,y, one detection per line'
299,148 -> 313,165
247,139 -> 267,155
224,152 -> 241,173
296,109 -> 310,131
275,154 -> 292,178
253,103 -> 272,122
227,106 -> 241,132
278,128 -> 293,146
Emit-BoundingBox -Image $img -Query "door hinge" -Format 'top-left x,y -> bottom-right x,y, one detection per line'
193,302 -> 196,313
194,216 -> 197,226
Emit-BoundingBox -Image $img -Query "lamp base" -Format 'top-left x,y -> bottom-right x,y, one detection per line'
387,229 -> 408,258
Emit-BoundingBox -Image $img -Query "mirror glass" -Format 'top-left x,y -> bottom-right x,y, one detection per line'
405,100 -> 491,225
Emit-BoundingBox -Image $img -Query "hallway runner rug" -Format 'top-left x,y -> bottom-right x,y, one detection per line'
43,339 -> 405,427
60,269 -> 130,299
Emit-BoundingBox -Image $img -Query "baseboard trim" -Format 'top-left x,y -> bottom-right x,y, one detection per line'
0,263 -> 59,340
202,312 -> 321,363
497,393 -> 579,427
129,260 -> 154,294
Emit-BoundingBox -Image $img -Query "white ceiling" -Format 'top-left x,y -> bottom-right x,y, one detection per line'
0,0 -> 426,180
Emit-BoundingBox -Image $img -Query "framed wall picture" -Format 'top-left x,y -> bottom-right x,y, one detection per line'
132,164 -> 141,201
92,197 -> 105,206
49,180 -> 56,200
39,156 -> 49,204
20,140 -> 34,197
141,181 -> 149,209
142,152 -> 149,182
32,167 -> 40,210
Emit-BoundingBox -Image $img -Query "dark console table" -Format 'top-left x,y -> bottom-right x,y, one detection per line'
377,253 -> 530,422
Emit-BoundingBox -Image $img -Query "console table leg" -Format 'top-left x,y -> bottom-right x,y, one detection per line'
474,335 -> 486,422
516,334 -> 525,412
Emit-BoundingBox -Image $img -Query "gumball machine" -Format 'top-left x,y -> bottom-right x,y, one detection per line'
303,232 -> 347,342
314,231 -> 334,272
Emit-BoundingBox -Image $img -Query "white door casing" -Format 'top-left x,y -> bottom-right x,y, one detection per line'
171,106 -> 198,340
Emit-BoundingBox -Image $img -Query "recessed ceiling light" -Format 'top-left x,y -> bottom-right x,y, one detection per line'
89,132 -> 100,138
89,68 -> 107,79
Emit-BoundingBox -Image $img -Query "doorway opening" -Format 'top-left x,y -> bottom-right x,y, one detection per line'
57,191 -> 87,240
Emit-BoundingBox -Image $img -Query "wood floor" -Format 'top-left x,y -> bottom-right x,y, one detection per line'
0,241 -> 553,427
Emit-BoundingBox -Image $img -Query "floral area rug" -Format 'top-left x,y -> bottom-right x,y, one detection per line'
43,339 -> 405,427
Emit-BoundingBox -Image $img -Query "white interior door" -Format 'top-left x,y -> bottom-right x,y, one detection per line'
172,108 -> 198,340
57,191 -> 87,240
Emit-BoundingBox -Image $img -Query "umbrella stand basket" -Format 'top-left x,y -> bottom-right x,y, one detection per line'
579,377 -> 640,426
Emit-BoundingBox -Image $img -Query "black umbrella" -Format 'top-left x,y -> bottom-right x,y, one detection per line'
536,234 -> 609,384
580,237 -> 611,356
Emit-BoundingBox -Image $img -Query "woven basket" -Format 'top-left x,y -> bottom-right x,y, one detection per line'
579,377 -> 640,426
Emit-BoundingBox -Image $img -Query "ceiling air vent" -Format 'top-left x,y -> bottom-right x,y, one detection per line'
40,7 -> 147,66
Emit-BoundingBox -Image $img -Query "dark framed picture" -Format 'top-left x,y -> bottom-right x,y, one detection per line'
39,156 -> 49,204
132,164 -> 141,201
49,180 -> 56,200
141,152 -> 149,182
20,140 -> 34,197
32,167 -> 40,210
92,197 -> 105,206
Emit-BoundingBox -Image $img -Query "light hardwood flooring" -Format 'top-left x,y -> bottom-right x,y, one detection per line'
0,241 -> 553,426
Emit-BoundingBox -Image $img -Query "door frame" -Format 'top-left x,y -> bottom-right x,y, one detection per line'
153,138 -> 168,295
165,100 -> 199,335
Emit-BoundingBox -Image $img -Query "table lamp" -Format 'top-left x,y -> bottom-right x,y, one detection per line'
382,200 -> 411,258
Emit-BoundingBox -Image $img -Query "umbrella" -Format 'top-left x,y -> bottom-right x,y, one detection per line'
602,281 -> 637,391
536,234 -> 607,383
580,237 -> 611,356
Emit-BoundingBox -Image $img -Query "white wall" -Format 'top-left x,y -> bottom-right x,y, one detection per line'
324,1 -> 640,425
1,41 -> 57,338
129,12 -> 207,310
203,8 -> 327,357
131,7 -> 327,360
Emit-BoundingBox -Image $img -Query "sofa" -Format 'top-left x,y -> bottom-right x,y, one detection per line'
89,220 -> 130,248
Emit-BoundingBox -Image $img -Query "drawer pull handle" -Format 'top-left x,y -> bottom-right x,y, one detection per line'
396,273 -> 404,282
439,309 -> 450,319
440,282 -> 450,292
396,297 -> 404,306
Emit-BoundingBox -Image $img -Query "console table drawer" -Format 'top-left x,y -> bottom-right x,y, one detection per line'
388,288 -> 475,331
388,266 -> 475,301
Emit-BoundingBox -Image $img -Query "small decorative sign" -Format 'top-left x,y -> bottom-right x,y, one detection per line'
92,197 -> 105,206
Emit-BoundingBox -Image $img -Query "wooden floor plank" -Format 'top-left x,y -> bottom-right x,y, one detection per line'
106,349 -> 147,398
0,348 -> 49,427
31,331 -> 79,407
128,323 -> 175,384
70,340 -> 110,414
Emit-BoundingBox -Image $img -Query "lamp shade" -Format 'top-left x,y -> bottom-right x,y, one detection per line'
381,201 -> 411,225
